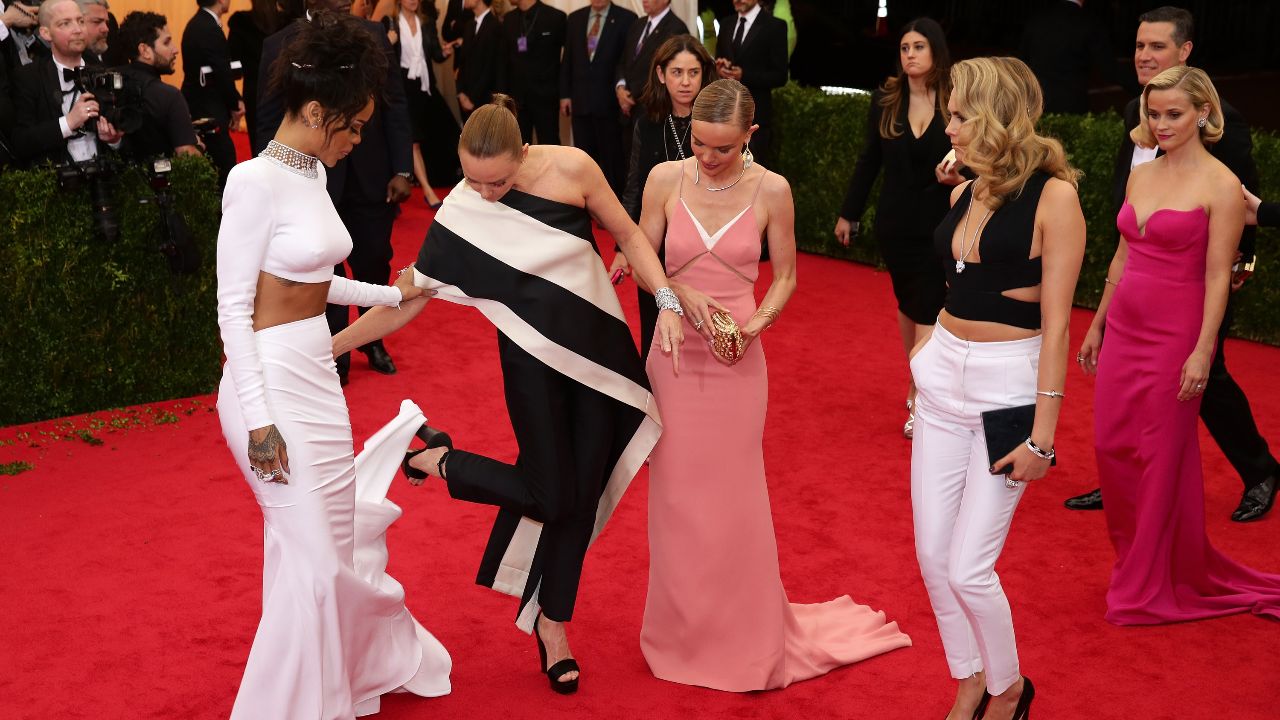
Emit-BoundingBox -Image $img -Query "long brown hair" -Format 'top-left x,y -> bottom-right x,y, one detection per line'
638,35 -> 716,122
877,17 -> 951,139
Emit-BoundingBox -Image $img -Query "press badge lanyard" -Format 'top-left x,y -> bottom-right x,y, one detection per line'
517,5 -> 540,53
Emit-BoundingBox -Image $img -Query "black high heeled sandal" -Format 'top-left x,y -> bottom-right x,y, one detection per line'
972,690 -> 991,719
1011,677 -> 1034,720
534,613 -> 580,695
401,425 -> 453,481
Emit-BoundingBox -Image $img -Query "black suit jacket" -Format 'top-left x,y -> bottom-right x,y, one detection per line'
440,0 -> 464,42
500,0 -> 565,104
180,9 -> 241,126
1019,0 -> 1116,114
1113,96 -> 1259,261
560,3 -> 635,117
715,10 -> 788,127
0,50 -> 13,164
455,10 -> 503,107
615,11 -> 688,99
255,17 -> 413,204
11,56 -> 111,165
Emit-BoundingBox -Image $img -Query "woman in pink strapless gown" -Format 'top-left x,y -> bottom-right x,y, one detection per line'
636,80 -> 911,692
1080,66 -> 1280,624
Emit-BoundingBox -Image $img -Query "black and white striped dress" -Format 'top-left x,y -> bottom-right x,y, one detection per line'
413,181 -> 661,631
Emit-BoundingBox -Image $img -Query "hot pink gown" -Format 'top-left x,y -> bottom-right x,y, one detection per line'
1095,201 -> 1280,624
641,169 -> 911,692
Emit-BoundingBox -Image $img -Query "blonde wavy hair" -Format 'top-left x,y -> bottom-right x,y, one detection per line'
1131,66 -> 1224,149
950,57 -> 1079,209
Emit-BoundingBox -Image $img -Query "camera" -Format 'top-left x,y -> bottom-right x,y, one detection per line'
139,157 -> 201,275
67,66 -> 146,135
54,154 -> 121,242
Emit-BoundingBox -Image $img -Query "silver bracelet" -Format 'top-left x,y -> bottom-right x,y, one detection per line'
654,287 -> 684,316
1024,437 -> 1055,461
1036,390 -> 1065,399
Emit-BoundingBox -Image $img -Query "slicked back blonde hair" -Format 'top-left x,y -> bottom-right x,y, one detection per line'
950,57 -> 1079,209
1131,65 -> 1224,149
459,93 -> 523,160
692,79 -> 755,132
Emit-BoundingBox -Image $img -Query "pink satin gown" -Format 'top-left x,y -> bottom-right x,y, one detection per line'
1095,201 -> 1280,624
641,168 -> 911,692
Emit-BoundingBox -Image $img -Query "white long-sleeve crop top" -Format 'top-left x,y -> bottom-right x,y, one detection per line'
216,155 -> 402,430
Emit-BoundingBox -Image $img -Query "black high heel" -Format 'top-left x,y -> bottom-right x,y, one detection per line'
972,690 -> 991,719
534,612 -> 579,695
401,425 -> 453,481
1011,677 -> 1034,720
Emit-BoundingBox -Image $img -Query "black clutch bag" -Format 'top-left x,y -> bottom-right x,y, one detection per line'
981,404 -> 1057,476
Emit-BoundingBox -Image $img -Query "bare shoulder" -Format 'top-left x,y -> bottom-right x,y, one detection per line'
1041,176 -> 1082,208
1203,158 -> 1244,213
646,159 -> 685,187
950,179 -> 973,206
759,167 -> 793,203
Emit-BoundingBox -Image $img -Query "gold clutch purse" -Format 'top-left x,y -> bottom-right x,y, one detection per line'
709,310 -> 746,365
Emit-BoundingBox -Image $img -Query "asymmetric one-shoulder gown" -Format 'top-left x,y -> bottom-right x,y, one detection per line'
1095,201 -> 1280,624
641,166 -> 912,691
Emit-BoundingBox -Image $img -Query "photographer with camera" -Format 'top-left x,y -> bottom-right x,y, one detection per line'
117,11 -> 198,160
11,0 -> 122,166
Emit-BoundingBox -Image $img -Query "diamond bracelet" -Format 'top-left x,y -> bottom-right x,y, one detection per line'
654,287 -> 684,316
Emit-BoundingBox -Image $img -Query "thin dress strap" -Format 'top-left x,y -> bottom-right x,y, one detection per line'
750,168 -> 769,204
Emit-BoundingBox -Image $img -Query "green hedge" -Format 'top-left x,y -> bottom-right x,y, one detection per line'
0,156 -> 222,425
773,83 -> 1280,345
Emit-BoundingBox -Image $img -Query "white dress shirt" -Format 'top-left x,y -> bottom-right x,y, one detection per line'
399,13 -> 432,94
54,57 -> 99,162
732,2 -> 762,43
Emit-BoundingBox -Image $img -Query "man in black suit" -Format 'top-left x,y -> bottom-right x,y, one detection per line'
12,0 -> 123,167
559,0 -> 635,192
1019,0 -> 1129,114
79,0 -> 109,64
181,0 -> 241,186
454,0 -> 501,121
500,0 -> 564,145
1064,6 -> 1280,522
714,0 -> 787,167
614,0 -> 686,122
256,2 -> 414,383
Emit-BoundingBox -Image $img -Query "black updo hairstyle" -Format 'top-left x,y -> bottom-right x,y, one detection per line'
271,11 -> 388,138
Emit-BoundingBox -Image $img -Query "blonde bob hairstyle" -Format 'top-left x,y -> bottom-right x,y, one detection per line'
950,57 -> 1079,209
459,93 -> 523,160
1130,65 -> 1224,149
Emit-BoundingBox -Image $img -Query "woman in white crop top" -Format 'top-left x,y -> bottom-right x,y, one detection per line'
214,15 -> 450,718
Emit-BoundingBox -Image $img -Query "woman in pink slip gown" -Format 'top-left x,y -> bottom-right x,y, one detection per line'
635,79 -> 912,692
1079,66 -> 1280,624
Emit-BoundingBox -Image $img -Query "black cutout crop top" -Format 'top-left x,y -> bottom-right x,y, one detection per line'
933,172 -> 1050,330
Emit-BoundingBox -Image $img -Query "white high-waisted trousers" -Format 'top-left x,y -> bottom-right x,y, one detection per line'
217,314 -> 451,719
909,321 -> 1040,696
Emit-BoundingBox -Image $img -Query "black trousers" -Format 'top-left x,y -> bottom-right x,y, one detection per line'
325,200 -> 398,371
572,112 -> 625,194
206,128 -> 237,189
517,95 -> 561,145
444,334 -> 618,621
1200,300 -> 1280,489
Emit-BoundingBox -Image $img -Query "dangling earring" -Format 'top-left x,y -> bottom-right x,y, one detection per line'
693,160 -> 701,185
1197,117 -> 1207,128
742,143 -> 754,170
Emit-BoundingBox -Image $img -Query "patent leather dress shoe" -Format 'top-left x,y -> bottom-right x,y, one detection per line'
1064,488 -> 1103,510
363,345 -> 397,375
1232,476 -> 1277,522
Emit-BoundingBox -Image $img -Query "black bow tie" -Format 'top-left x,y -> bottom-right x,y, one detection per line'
62,67 -> 79,84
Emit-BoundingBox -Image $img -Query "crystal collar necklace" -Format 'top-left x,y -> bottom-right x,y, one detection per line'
261,139 -> 319,179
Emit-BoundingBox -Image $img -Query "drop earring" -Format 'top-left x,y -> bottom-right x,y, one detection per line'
742,143 -> 754,170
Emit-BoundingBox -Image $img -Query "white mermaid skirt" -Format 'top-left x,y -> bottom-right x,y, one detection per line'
216,314 -> 451,720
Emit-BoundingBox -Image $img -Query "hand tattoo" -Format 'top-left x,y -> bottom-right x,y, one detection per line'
248,426 -> 285,464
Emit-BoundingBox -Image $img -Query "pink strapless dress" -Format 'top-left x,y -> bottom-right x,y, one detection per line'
1095,201 -> 1280,624
641,177 -> 911,692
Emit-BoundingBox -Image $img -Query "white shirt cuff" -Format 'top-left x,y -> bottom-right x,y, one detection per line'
59,116 -> 74,139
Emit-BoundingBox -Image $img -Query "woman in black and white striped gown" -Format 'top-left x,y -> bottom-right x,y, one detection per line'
334,93 -> 685,695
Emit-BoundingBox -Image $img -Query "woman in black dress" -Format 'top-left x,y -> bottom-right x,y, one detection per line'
377,0 -> 462,206
615,34 -> 716,354
834,17 -> 958,438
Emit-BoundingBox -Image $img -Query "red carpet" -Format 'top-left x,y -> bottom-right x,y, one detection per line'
2,185 -> 1279,719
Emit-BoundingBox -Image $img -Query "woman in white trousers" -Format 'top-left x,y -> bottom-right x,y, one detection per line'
912,56 -> 1085,720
